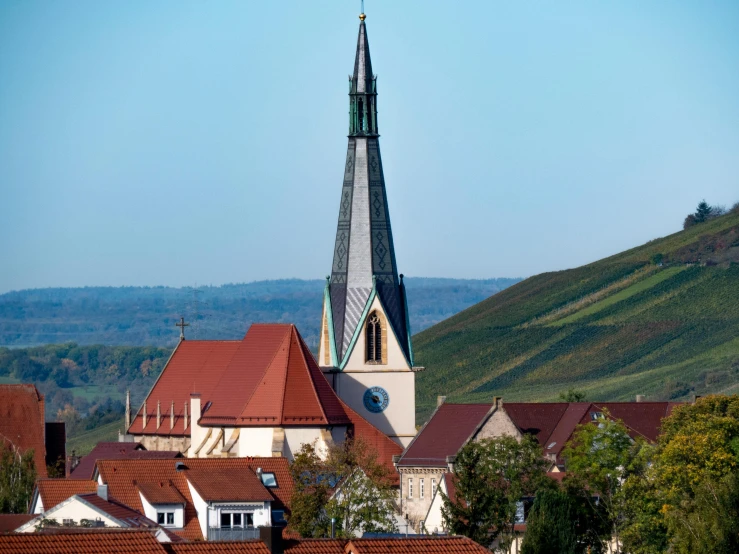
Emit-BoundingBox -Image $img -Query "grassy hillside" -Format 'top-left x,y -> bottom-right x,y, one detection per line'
415,211 -> 739,420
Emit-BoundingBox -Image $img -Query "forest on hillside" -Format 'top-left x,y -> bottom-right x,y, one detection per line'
0,277 -> 519,348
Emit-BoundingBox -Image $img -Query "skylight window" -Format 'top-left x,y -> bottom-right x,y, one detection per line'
547,442 -> 557,449
260,472 -> 277,487
590,412 -> 604,421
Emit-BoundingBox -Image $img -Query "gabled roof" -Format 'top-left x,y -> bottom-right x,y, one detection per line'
70,442 -> 181,479
400,401 -> 684,469
0,384 -> 48,477
96,458 -> 293,541
129,325 -> 351,435
34,478 -> 97,512
396,404 -> 492,467
345,536 -> 492,553
77,493 -> 159,528
0,529 -> 167,554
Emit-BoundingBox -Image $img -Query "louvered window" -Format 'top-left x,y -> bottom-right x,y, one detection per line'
366,312 -> 382,362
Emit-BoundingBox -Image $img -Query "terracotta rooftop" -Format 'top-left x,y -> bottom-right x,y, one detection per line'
70,442 -> 181,479
165,542 -> 270,554
0,514 -> 33,532
283,538 -> 346,553
397,403 -> 493,467
0,384 -> 48,478
96,457 -> 293,540
345,536 -> 492,553
400,401 -> 683,469
34,478 -> 97,512
0,529 -> 167,554
128,325 -> 353,436
77,493 -> 159,528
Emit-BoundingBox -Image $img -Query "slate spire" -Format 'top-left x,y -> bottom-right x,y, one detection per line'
326,14 -> 412,365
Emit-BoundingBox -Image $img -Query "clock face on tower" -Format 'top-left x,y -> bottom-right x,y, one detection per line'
363,386 -> 390,413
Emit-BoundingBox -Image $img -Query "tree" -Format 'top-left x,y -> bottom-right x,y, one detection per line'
288,438 -> 397,538
695,200 -> 712,223
0,442 -> 37,514
441,435 -> 550,550
520,489 -> 581,554
559,388 -> 587,402
562,411 -> 643,554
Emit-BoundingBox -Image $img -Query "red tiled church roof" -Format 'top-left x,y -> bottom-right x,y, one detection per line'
35,478 -> 97,511
70,442 -> 181,479
0,384 -> 48,478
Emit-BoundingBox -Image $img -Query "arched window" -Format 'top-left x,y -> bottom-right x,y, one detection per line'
366,311 -> 382,363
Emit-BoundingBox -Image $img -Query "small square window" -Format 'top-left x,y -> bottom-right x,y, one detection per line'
260,472 -> 277,487
166,513 -> 174,525
157,513 -> 165,525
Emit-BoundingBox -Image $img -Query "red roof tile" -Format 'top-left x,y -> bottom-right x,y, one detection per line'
165,542 -> 270,554
186,468 -> 272,502
0,529 -> 167,554
283,539 -> 346,553
35,478 -> 97,511
397,404 -> 492,467
128,340 -> 242,436
0,514 -> 34,532
96,457 -> 294,541
70,442 -> 182,479
0,384 -> 48,478
345,536 -> 492,553
77,493 -> 159,528
503,403 -> 570,448
136,480 -> 188,505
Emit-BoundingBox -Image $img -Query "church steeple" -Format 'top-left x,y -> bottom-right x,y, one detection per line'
322,14 -> 412,368
349,15 -> 378,136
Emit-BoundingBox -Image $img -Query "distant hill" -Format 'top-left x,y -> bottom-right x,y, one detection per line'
415,211 -> 739,421
0,277 -> 520,349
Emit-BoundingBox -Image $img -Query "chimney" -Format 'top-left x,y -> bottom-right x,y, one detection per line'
156,400 -> 161,429
97,484 -> 108,502
437,396 -> 446,407
142,400 -> 147,428
125,390 -> 131,429
260,526 -> 283,554
446,455 -> 456,472
170,401 -> 175,430
636,395 -> 646,403
190,393 -> 201,426
184,401 -> 189,430
493,396 -> 503,410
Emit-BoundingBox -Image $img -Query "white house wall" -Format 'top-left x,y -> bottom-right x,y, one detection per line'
17,498 -> 120,532
186,480 -> 209,539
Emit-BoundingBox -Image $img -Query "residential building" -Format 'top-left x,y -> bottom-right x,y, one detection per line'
30,479 -> 98,514
69,442 -> 181,479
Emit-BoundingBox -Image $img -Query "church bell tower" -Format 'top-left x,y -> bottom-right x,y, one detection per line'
318,12 -> 418,448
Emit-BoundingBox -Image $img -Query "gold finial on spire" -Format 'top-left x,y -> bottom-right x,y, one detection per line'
359,0 -> 365,20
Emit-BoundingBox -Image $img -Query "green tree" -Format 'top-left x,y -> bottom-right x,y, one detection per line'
694,200 -> 712,223
520,489 -> 583,554
0,442 -> 37,514
441,435 -> 550,550
288,438 -> 397,538
559,388 -> 587,402
562,412 -> 643,554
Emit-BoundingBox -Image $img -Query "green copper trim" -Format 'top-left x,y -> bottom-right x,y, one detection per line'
339,278 -> 378,370
323,277 -> 339,367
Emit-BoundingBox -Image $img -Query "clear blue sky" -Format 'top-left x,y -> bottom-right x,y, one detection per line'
1,1 -> 737,293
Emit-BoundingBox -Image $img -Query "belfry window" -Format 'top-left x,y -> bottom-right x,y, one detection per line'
358,99 -> 364,131
366,311 -> 382,363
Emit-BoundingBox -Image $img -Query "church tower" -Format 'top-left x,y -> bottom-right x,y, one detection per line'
319,12 -> 419,448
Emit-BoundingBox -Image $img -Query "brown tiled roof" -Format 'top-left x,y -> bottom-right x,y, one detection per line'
77,493 -> 159,528
502,403 -> 570,448
0,384 -> 48,477
137,480 -> 188,505
345,536 -> 492,553
284,539 -> 346,553
97,457 -> 294,540
165,542 -> 270,554
0,514 -> 33,532
0,529 -> 167,554
397,404 -> 492,467
35,478 -> 97,511
70,442 -> 181,479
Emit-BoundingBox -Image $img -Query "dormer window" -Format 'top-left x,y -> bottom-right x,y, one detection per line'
366,312 -> 382,363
